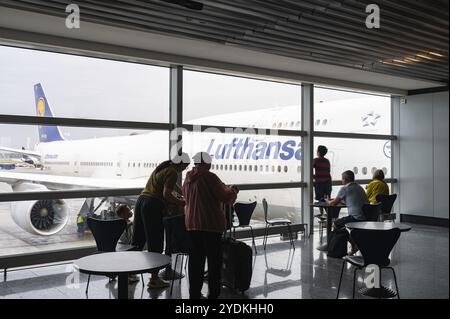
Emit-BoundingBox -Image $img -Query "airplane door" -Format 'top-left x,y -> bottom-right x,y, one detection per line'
116,153 -> 124,177
74,154 -> 80,175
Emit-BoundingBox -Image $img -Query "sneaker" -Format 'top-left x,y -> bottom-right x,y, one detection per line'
128,274 -> 140,284
147,278 -> 170,289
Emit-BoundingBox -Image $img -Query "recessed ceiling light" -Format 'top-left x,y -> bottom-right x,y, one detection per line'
428,51 -> 444,57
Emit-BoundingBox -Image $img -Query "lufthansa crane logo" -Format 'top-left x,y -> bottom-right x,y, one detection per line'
383,141 -> 391,159
37,98 -> 45,117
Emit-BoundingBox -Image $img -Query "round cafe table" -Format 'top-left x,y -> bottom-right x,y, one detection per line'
345,221 -> 412,298
74,251 -> 171,299
346,221 -> 412,232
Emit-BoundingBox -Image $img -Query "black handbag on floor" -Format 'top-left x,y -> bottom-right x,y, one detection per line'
327,228 -> 349,258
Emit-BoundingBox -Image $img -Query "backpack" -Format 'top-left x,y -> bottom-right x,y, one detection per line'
327,228 -> 349,258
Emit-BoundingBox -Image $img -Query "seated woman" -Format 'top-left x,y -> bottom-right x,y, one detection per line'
366,169 -> 389,204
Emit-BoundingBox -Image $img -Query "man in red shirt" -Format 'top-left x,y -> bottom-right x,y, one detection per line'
183,152 -> 239,299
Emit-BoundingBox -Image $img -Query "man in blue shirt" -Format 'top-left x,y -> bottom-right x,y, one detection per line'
326,170 -> 369,254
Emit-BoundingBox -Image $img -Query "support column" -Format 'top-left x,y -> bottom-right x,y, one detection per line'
169,65 -> 184,185
301,83 -> 314,235
391,96 -> 401,220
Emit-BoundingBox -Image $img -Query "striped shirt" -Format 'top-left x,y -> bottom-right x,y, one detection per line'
313,156 -> 331,184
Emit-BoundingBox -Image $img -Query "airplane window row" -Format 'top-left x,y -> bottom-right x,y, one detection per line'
272,121 -> 301,129
210,163 -> 289,173
128,162 -> 159,169
353,166 -> 388,176
80,161 -> 113,167
315,119 -> 328,126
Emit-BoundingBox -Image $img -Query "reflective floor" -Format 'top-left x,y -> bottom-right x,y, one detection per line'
0,223 -> 448,299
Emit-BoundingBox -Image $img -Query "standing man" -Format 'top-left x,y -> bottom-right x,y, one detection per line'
183,152 -> 238,299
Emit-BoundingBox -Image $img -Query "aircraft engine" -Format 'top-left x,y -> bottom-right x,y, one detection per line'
10,183 -> 69,236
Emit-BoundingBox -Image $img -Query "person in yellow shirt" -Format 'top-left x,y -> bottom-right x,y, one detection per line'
366,169 -> 390,204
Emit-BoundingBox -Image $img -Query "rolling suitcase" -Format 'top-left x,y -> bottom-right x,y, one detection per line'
221,204 -> 253,292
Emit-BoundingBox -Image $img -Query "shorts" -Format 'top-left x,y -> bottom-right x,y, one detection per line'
314,183 -> 332,201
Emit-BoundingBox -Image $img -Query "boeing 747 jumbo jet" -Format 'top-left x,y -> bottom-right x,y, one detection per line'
0,84 -> 390,236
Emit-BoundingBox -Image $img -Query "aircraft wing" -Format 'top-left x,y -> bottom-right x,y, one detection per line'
0,170 -> 146,190
0,147 -> 41,158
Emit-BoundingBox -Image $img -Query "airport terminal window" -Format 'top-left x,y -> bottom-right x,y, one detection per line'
236,188 -> 302,224
181,131 -> 301,183
183,70 -> 301,129
0,46 -> 170,123
0,123 -> 169,256
314,87 -> 391,134
314,137 -> 391,180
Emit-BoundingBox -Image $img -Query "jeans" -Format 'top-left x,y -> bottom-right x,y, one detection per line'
132,196 -> 165,254
188,231 -> 223,299
334,215 -> 357,229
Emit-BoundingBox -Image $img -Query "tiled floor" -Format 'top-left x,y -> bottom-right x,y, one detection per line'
0,224 -> 448,299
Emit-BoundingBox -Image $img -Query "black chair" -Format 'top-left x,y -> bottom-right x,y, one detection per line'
85,217 -> 142,294
336,228 -> 401,299
262,198 -> 295,250
233,201 -> 258,254
362,203 -> 382,222
376,194 -> 397,222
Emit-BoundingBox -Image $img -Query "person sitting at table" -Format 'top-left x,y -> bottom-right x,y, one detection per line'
117,204 -> 134,245
183,152 -> 239,299
366,169 -> 389,204
326,170 -> 368,254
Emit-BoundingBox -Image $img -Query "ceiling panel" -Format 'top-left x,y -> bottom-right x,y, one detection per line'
0,0 -> 448,84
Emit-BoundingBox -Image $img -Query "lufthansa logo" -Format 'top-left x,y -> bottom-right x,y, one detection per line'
37,98 -> 45,117
383,141 -> 391,159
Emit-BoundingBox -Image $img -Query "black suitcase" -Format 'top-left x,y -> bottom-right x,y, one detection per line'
221,204 -> 253,292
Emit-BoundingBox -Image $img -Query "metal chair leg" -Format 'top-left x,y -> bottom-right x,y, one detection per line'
85,274 -> 91,294
336,260 -> 346,299
249,226 -> 257,255
388,267 -> 400,299
352,268 -> 358,299
319,222 -> 323,243
179,254 -> 184,288
170,253 -> 180,295
263,224 -> 269,250
287,224 -> 295,250
141,274 -> 144,288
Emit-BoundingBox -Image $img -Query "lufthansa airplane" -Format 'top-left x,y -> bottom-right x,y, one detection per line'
0,84 -> 391,236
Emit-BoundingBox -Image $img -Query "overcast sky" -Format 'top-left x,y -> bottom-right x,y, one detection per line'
0,46 -> 372,149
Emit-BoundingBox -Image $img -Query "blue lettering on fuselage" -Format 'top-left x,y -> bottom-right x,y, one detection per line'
208,138 -> 301,160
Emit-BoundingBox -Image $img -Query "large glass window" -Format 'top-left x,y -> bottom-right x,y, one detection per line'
0,196 -> 143,257
0,46 -> 170,122
314,87 -> 391,134
0,124 -> 169,187
314,137 -> 392,180
236,188 -> 302,225
183,70 -> 301,129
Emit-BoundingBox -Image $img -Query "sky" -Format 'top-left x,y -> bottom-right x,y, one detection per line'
0,45 -> 384,149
